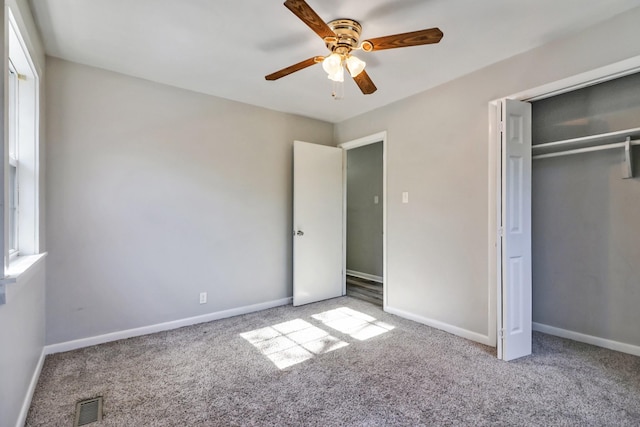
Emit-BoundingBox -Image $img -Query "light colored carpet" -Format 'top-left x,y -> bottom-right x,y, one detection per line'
27,296 -> 640,426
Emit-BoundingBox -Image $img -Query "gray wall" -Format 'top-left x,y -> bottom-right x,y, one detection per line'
334,6 -> 640,342
532,72 -> 640,144
347,142 -> 383,278
0,2 -> 46,426
39,3 -> 640,353
0,263 -> 46,426
45,57 -> 333,345
531,73 -> 640,346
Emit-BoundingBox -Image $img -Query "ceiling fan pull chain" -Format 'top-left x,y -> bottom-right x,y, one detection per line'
332,80 -> 344,100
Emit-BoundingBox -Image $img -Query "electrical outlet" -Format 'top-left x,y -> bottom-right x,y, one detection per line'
199,292 -> 207,304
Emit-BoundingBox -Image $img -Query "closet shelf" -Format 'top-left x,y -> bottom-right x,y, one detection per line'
532,126 -> 640,157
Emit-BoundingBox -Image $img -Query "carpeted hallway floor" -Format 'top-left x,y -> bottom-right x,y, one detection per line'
27,296 -> 640,426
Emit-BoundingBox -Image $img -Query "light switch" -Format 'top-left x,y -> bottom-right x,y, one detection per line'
374,195 -> 379,204
402,192 -> 409,204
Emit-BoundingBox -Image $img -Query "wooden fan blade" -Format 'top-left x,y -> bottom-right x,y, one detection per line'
362,27 -> 443,51
265,57 -> 323,81
352,70 -> 377,95
284,0 -> 335,39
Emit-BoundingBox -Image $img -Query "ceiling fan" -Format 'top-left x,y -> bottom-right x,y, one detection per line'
265,0 -> 444,96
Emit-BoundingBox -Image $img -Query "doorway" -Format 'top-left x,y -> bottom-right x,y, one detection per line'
344,141 -> 383,306
339,132 -> 387,309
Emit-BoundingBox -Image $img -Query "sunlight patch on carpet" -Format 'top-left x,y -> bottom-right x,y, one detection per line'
241,319 -> 348,369
312,307 -> 395,341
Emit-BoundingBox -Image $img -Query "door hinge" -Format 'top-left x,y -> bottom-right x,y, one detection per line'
498,227 -> 504,237
499,328 -> 505,339
498,121 -> 504,132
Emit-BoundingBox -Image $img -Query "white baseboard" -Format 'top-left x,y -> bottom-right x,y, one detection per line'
533,322 -> 640,357
385,305 -> 493,346
346,270 -> 383,283
45,297 -> 293,355
17,349 -> 46,427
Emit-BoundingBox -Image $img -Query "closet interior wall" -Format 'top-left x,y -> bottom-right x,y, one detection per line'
346,142 -> 384,279
531,72 -> 640,348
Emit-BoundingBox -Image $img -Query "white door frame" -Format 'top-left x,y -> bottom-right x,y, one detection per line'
488,55 -> 640,359
339,131 -> 388,309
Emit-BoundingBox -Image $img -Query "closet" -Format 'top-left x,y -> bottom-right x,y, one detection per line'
530,71 -> 640,349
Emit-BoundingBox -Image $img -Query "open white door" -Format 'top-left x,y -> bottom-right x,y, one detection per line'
293,141 -> 343,306
500,99 -> 532,361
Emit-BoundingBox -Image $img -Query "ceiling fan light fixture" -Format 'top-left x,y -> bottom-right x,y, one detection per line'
345,55 -> 366,77
322,53 -> 342,75
327,66 -> 344,82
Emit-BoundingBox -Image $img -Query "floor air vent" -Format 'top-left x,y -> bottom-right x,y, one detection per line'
74,397 -> 103,426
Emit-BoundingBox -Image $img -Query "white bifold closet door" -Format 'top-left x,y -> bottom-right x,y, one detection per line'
500,99 -> 532,361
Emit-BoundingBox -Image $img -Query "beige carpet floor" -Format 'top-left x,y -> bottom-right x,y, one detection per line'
27,296 -> 640,426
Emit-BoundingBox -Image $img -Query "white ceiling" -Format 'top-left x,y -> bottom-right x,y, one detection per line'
29,0 -> 640,123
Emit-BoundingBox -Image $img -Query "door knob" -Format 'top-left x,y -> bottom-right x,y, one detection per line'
296,230 -> 304,236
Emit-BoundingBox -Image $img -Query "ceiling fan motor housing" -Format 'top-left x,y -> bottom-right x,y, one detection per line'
325,19 -> 362,54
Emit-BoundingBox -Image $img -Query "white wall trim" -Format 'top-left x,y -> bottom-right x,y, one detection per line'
44,297 -> 292,355
511,56 -> 640,102
338,131 -> 387,150
346,269 -> 383,283
386,305 -> 493,346
533,322 -> 640,357
16,349 -> 45,427
488,101 -> 500,353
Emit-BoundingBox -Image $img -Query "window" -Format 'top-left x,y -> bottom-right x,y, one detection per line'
5,10 -> 40,269
8,63 -> 19,256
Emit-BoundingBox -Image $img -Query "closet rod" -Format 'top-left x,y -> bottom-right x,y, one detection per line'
533,139 -> 639,160
532,126 -> 640,151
